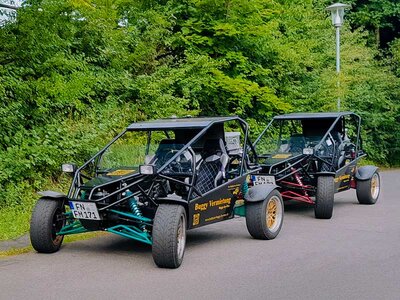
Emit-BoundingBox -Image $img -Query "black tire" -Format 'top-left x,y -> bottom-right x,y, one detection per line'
245,189 -> 284,240
314,176 -> 334,219
356,171 -> 380,205
30,198 -> 65,253
152,204 -> 187,268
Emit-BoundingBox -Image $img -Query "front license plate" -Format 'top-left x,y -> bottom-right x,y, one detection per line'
69,201 -> 101,220
251,175 -> 276,186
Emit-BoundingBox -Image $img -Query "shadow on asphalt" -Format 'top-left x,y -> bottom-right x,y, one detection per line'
60,235 -> 150,254
283,201 -> 313,213
186,230 -> 241,248
102,238 -> 151,253
61,196 -> 360,255
62,227 -> 238,255
283,196 -> 359,214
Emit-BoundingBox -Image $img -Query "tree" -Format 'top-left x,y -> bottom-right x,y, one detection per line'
348,0 -> 400,48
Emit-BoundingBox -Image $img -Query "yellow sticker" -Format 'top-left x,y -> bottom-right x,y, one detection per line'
193,213 -> 200,226
232,187 -> 240,195
335,174 -> 350,183
272,154 -> 292,159
107,169 -> 135,176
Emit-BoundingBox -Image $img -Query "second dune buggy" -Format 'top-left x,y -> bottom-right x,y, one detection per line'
253,112 -> 380,219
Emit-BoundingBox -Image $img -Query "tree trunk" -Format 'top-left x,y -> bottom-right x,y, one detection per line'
375,26 -> 380,48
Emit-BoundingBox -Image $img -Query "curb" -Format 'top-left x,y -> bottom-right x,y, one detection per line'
0,234 -> 30,252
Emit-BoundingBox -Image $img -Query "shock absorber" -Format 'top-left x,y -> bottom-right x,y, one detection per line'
125,190 -> 145,230
241,181 -> 249,196
291,167 -> 309,197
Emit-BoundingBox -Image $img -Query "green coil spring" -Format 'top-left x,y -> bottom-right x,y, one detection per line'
126,191 -> 145,230
241,181 -> 249,195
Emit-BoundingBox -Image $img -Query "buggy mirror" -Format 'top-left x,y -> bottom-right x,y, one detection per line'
61,163 -> 77,174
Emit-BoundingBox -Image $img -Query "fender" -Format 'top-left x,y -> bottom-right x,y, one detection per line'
316,171 -> 336,177
355,165 -> 379,181
37,190 -> 68,200
244,184 -> 278,203
157,197 -> 188,207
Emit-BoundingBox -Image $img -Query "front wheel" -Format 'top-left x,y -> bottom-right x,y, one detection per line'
245,189 -> 284,240
314,176 -> 334,219
356,171 -> 380,204
30,198 -> 65,253
152,204 -> 187,268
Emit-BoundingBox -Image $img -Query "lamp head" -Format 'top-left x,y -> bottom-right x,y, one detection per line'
326,3 -> 350,27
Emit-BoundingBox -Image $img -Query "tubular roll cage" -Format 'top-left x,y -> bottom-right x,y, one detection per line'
66,116 -> 256,211
254,112 -> 362,172
253,112 -> 363,203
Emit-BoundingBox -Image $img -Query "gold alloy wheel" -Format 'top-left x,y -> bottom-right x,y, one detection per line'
370,173 -> 380,200
266,196 -> 282,232
267,199 -> 277,229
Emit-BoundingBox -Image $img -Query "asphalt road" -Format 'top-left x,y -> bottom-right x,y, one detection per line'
1,170 -> 399,300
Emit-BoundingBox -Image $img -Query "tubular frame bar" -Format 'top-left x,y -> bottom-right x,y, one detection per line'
270,156 -> 307,180
67,117 -> 253,211
281,191 -> 314,204
57,220 -> 89,235
109,209 -> 153,225
106,225 -> 152,245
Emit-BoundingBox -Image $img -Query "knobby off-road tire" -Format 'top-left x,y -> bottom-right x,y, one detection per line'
30,198 -> 65,253
246,189 -> 284,240
356,171 -> 380,205
314,176 -> 334,219
152,204 -> 187,269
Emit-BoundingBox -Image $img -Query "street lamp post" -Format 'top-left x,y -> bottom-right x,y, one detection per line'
326,2 -> 350,111
0,3 -> 18,10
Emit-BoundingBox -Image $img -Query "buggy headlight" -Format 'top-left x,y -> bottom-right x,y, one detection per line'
302,148 -> 314,155
139,165 -> 155,175
61,163 -> 77,173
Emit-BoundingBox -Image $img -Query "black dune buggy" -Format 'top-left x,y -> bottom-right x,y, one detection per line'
253,112 -> 381,219
30,117 -> 284,268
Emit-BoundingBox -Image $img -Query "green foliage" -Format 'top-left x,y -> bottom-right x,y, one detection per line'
349,0 -> 400,29
0,0 -> 195,209
389,38 -> 400,76
347,0 -> 400,47
0,0 -> 399,218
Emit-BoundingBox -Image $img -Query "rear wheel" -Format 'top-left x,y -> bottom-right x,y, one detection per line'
246,189 -> 284,240
152,204 -> 187,268
30,198 -> 65,253
356,171 -> 380,204
314,176 -> 334,219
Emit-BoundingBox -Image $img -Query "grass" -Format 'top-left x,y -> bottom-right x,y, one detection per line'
0,206 -> 34,241
0,246 -> 33,258
0,174 -> 105,258
0,176 -> 70,241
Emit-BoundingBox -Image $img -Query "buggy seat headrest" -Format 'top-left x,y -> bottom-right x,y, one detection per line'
203,139 -> 225,156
